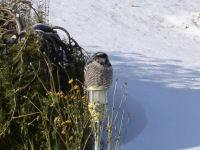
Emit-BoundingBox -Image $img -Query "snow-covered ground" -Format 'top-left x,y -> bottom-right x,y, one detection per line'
48,0 -> 200,149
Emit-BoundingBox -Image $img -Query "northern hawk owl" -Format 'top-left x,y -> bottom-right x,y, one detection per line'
84,52 -> 113,90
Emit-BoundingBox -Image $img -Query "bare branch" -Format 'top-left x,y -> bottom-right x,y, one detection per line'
51,26 -> 71,41
0,30 -> 15,39
0,8 -> 22,34
0,19 -> 15,28
11,0 -> 39,17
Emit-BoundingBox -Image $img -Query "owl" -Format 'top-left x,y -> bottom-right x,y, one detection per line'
84,52 -> 113,90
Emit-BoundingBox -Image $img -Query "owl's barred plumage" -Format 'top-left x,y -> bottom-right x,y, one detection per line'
84,52 -> 113,90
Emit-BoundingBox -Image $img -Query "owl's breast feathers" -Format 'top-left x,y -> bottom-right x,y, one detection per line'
84,61 -> 113,90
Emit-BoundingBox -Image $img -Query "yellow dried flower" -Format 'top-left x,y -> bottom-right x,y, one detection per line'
96,114 -> 100,118
50,92 -> 53,95
46,92 -> 51,96
68,79 -> 73,84
92,101 -> 96,105
54,116 -> 61,125
71,95 -> 75,99
68,104 -> 72,108
89,106 -> 93,110
88,125 -> 92,128
69,136 -> 74,141
61,121 -> 66,126
56,91 -> 64,97
65,120 -> 72,124
82,95 -> 88,99
61,130 -> 66,134
77,89 -> 80,93
74,85 -> 79,90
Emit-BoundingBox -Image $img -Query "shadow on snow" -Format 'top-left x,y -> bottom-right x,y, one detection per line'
108,51 -> 200,150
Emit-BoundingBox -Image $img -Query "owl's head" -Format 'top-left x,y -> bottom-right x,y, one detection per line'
90,52 -> 111,66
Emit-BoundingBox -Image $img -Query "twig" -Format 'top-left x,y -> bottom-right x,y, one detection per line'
115,110 -> 125,150
23,96 -> 42,113
11,91 -> 17,120
82,129 -> 93,150
51,26 -> 71,42
0,19 -> 15,28
12,112 -> 41,119
0,30 -> 15,39
30,62 -> 48,93
0,8 -> 22,34
111,79 -> 118,125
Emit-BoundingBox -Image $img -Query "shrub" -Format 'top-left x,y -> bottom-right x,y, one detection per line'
0,1 -> 92,150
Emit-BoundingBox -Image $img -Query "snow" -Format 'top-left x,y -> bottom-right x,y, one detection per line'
41,0 -> 200,149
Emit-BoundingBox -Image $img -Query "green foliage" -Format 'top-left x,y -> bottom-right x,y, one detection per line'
0,28 -> 92,149
0,1 -> 91,148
